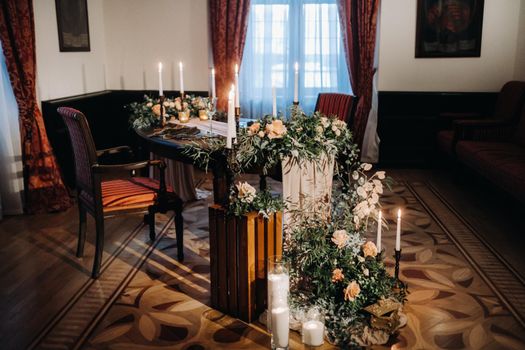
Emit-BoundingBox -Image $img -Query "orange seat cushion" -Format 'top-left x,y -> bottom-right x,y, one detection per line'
101,177 -> 170,209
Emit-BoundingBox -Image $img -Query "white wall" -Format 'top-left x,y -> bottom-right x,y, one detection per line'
514,0 -> 525,80
103,0 -> 209,92
34,0 -> 108,101
378,0 -> 523,92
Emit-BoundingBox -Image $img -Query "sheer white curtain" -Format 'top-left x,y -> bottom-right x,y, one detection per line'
0,40 -> 24,218
240,0 -> 351,118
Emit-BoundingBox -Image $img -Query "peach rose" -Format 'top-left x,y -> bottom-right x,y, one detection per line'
331,230 -> 349,249
248,122 -> 261,135
236,181 -> 256,203
152,104 -> 161,116
344,281 -> 361,301
331,268 -> 344,283
362,241 -> 378,258
266,120 -> 287,139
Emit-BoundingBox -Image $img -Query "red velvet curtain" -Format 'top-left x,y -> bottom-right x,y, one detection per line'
209,0 -> 251,111
337,0 -> 380,149
0,0 -> 72,213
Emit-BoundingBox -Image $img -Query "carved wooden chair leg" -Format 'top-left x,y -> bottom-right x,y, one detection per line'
92,214 -> 105,279
77,204 -> 87,258
148,206 -> 157,241
174,199 -> 184,262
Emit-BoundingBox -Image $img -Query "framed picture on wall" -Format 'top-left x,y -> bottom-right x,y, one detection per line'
415,0 -> 484,58
55,0 -> 90,52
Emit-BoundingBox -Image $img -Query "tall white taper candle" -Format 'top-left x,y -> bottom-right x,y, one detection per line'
376,210 -> 382,252
227,86 -> 235,149
294,62 -> 299,103
234,64 -> 240,108
179,61 -> 184,95
272,85 -> 277,116
211,68 -> 216,100
158,62 -> 163,96
396,209 -> 401,251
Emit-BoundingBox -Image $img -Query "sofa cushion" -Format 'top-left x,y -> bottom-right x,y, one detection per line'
456,141 -> 525,201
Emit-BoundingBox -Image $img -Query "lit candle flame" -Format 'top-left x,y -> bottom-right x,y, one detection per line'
397,209 -> 401,218
211,68 -> 215,76
158,62 -> 162,72
179,61 -> 183,70
229,84 -> 235,99
234,64 -> 239,74
294,62 -> 299,72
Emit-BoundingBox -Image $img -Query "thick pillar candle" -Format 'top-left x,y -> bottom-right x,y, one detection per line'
227,87 -> 235,149
271,305 -> 289,348
179,61 -> 184,95
158,62 -> 163,96
302,320 -> 324,346
211,68 -> 216,100
272,85 -> 277,116
294,62 -> 299,103
376,210 -> 382,252
396,209 -> 401,251
234,64 -> 240,108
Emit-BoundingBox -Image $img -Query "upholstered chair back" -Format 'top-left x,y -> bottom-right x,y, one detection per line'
494,81 -> 525,122
58,107 -> 98,194
314,93 -> 355,124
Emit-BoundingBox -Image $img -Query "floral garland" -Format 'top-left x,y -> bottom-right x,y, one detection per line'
127,94 -> 214,130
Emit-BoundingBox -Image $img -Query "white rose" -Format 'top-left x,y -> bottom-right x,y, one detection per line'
315,125 -> 324,135
258,130 -> 265,138
163,101 -> 169,107
146,102 -> 153,107
335,129 -> 341,136
168,102 -> 175,108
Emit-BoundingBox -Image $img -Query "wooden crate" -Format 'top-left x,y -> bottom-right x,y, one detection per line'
209,204 -> 283,322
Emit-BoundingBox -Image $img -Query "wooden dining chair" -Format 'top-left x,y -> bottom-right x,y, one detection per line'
58,107 -> 184,278
314,93 -> 355,124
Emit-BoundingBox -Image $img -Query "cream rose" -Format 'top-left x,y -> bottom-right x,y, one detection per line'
331,268 -> 344,283
146,102 -> 153,107
236,181 -> 256,203
266,120 -> 287,139
174,100 -> 182,111
258,130 -> 265,138
331,230 -> 349,249
362,241 -> 378,258
344,281 -> 361,301
248,122 -> 261,135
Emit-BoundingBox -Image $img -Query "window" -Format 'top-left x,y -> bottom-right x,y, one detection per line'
240,0 -> 351,117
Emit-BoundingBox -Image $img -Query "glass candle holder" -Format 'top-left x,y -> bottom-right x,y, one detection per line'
268,256 -> 289,350
198,109 -> 208,120
178,111 -> 189,123
301,307 -> 325,347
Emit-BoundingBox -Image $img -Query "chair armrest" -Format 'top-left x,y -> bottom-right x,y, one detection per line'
452,119 -> 513,142
92,159 -> 166,174
96,145 -> 134,158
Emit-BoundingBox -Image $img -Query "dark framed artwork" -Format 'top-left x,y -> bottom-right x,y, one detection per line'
55,0 -> 90,52
415,0 -> 484,58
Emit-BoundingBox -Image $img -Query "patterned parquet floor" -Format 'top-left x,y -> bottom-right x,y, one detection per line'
78,176 -> 525,350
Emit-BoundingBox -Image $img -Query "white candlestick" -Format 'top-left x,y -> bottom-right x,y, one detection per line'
158,62 -> 163,96
396,209 -> 401,251
234,64 -> 240,108
271,305 -> 289,348
179,61 -> 184,95
376,210 -> 382,252
302,320 -> 324,346
211,68 -> 216,100
272,85 -> 277,116
227,86 -> 235,149
294,62 -> 299,103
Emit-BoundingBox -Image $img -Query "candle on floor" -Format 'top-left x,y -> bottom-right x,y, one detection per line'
271,304 -> 289,349
376,210 -> 382,252
302,320 -> 324,346
211,68 -> 216,100
272,85 -> 277,116
396,209 -> 401,251
234,64 -> 240,108
227,87 -> 235,149
179,61 -> 184,96
293,62 -> 299,103
158,62 -> 163,96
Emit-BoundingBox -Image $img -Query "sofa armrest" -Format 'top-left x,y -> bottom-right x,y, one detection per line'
452,119 -> 513,142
